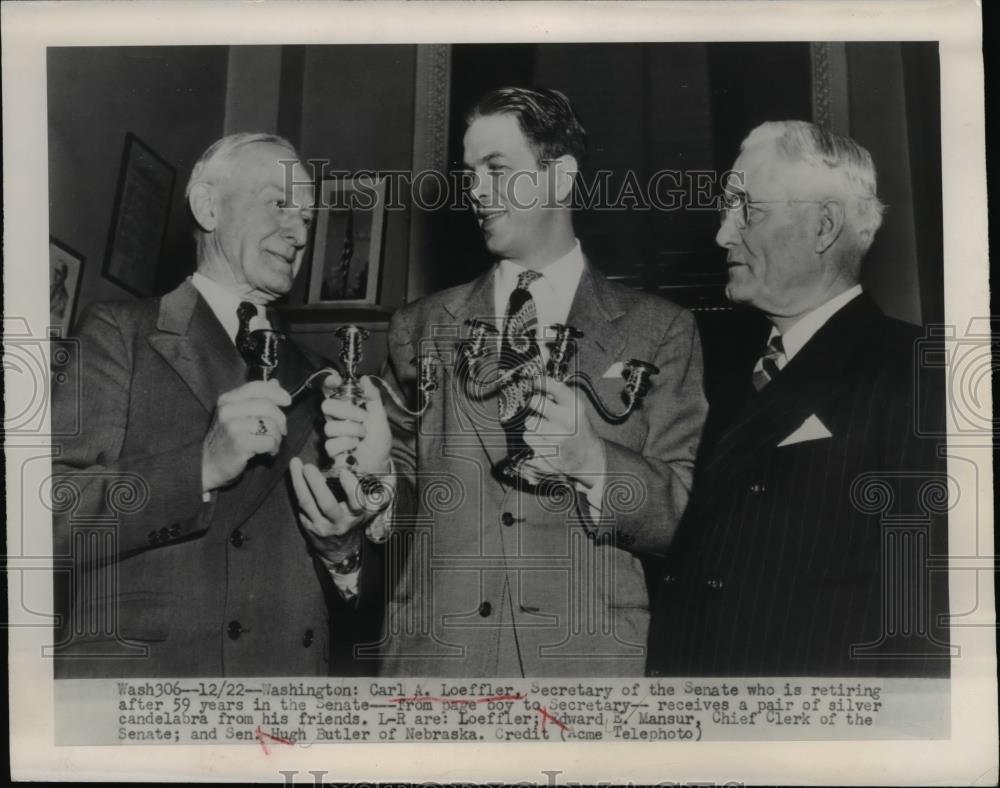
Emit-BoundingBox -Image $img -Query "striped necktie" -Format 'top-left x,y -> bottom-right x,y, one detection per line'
498,269 -> 544,424
752,333 -> 787,391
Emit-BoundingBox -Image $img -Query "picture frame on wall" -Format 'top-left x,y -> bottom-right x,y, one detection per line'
102,132 -> 176,297
49,237 -> 84,334
307,176 -> 387,308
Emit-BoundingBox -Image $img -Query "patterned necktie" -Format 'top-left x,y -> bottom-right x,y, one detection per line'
498,270 -> 544,424
752,333 -> 787,391
235,301 -> 258,359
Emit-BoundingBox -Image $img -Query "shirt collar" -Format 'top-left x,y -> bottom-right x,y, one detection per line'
771,284 -> 863,361
190,272 -> 270,345
494,240 -> 585,310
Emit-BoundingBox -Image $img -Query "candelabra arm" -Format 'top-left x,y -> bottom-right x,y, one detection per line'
563,372 -> 635,423
368,375 -> 433,417
288,368 -> 339,401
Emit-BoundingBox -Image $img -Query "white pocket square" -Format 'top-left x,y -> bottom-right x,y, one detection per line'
603,361 -> 625,379
778,414 -> 832,446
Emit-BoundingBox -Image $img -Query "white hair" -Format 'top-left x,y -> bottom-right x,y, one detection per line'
742,120 -> 886,262
185,132 -> 299,199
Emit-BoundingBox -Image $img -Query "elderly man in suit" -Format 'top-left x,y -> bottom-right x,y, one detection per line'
52,133 -> 377,677
294,87 -> 708,676
647,120 -> 950,677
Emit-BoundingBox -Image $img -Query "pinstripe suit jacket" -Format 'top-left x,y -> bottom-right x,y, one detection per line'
647,294 -> 950,677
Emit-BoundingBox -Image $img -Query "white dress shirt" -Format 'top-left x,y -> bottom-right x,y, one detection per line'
492,241 -> 606,512
189,273 -> 361,598
756,285 -> 864,375
191,272 -> 271,342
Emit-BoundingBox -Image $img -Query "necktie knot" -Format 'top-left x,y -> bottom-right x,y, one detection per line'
752,332 -> 787,392
237,301 -> 258,323
516,270 -> 542,291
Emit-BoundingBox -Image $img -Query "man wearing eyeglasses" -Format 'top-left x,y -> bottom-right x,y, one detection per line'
647,120 -> 949,677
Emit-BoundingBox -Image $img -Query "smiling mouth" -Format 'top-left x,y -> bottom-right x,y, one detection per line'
477,211 -> 504,229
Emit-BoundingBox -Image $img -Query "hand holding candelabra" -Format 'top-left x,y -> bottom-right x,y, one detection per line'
459,320 -> 659,484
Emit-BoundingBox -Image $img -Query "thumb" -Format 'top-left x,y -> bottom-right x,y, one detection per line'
359,376 -> 386,414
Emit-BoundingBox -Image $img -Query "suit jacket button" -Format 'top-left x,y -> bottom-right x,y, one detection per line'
749,483 -> 766,494
478,601 -> 492,617
302,628 -> 314,648
662,574 -> 676,585
501,512 -> 515,527
230,529 -> 246,548
706,578 -> 724,590
227,620 -> 244,640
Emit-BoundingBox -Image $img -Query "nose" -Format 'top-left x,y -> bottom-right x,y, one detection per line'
282,211 -> 310,248
715,209 -> 740,249
468,168 -> 495,209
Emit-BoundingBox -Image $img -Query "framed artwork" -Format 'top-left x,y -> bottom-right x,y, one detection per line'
102,133 -> 176,297
307,176 -> 387,308
49,237 -> 84,334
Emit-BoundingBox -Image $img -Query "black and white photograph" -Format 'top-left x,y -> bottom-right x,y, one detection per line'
3,1 -> 995,784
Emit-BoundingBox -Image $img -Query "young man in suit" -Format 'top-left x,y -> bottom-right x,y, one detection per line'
51,133 -> 377,677
647,121 -> 950,677
293,87 -> 708,676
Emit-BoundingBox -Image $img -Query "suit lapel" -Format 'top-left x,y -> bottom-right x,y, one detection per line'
148,280 -> 246,413
565,261 -> 628,386
149,279 -> 324,530
224,337 -> 324,530
440,269 -> 510,477
705,294 -> 883,484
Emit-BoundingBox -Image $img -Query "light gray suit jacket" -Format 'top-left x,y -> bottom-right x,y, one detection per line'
372,262 -> 707,676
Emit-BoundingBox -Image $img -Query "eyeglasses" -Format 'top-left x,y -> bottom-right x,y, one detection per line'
718,192 -> 827,229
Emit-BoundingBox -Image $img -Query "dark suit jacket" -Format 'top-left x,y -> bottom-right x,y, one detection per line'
375,262 -> 708,676
647,293 -> 951,677
51,280 -> 340,677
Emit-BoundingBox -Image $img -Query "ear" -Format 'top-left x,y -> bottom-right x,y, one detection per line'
550,154 -> 579,204
188,182 -> 219,233
815,199 -> 845,254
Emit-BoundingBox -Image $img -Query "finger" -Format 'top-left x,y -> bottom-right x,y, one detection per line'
325,436 -> 361,459
321,397 -> 368,423
223,380 -> 293,408
324,419 -> 367,439
320,371 -> 343,396
541,377 -> 574,406
340,468 -> 389,515
244,432 -> 281,458
338,469 -> 366,516
290,457 -> 324,524
302,461 -> 350,525
221,398 -> 289,436
359,376 -> 387,416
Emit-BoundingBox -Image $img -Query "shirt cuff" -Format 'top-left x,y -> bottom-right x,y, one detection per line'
331,568 -> 360,600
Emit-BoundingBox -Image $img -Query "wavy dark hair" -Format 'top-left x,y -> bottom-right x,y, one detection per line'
466,86 -> 587,168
